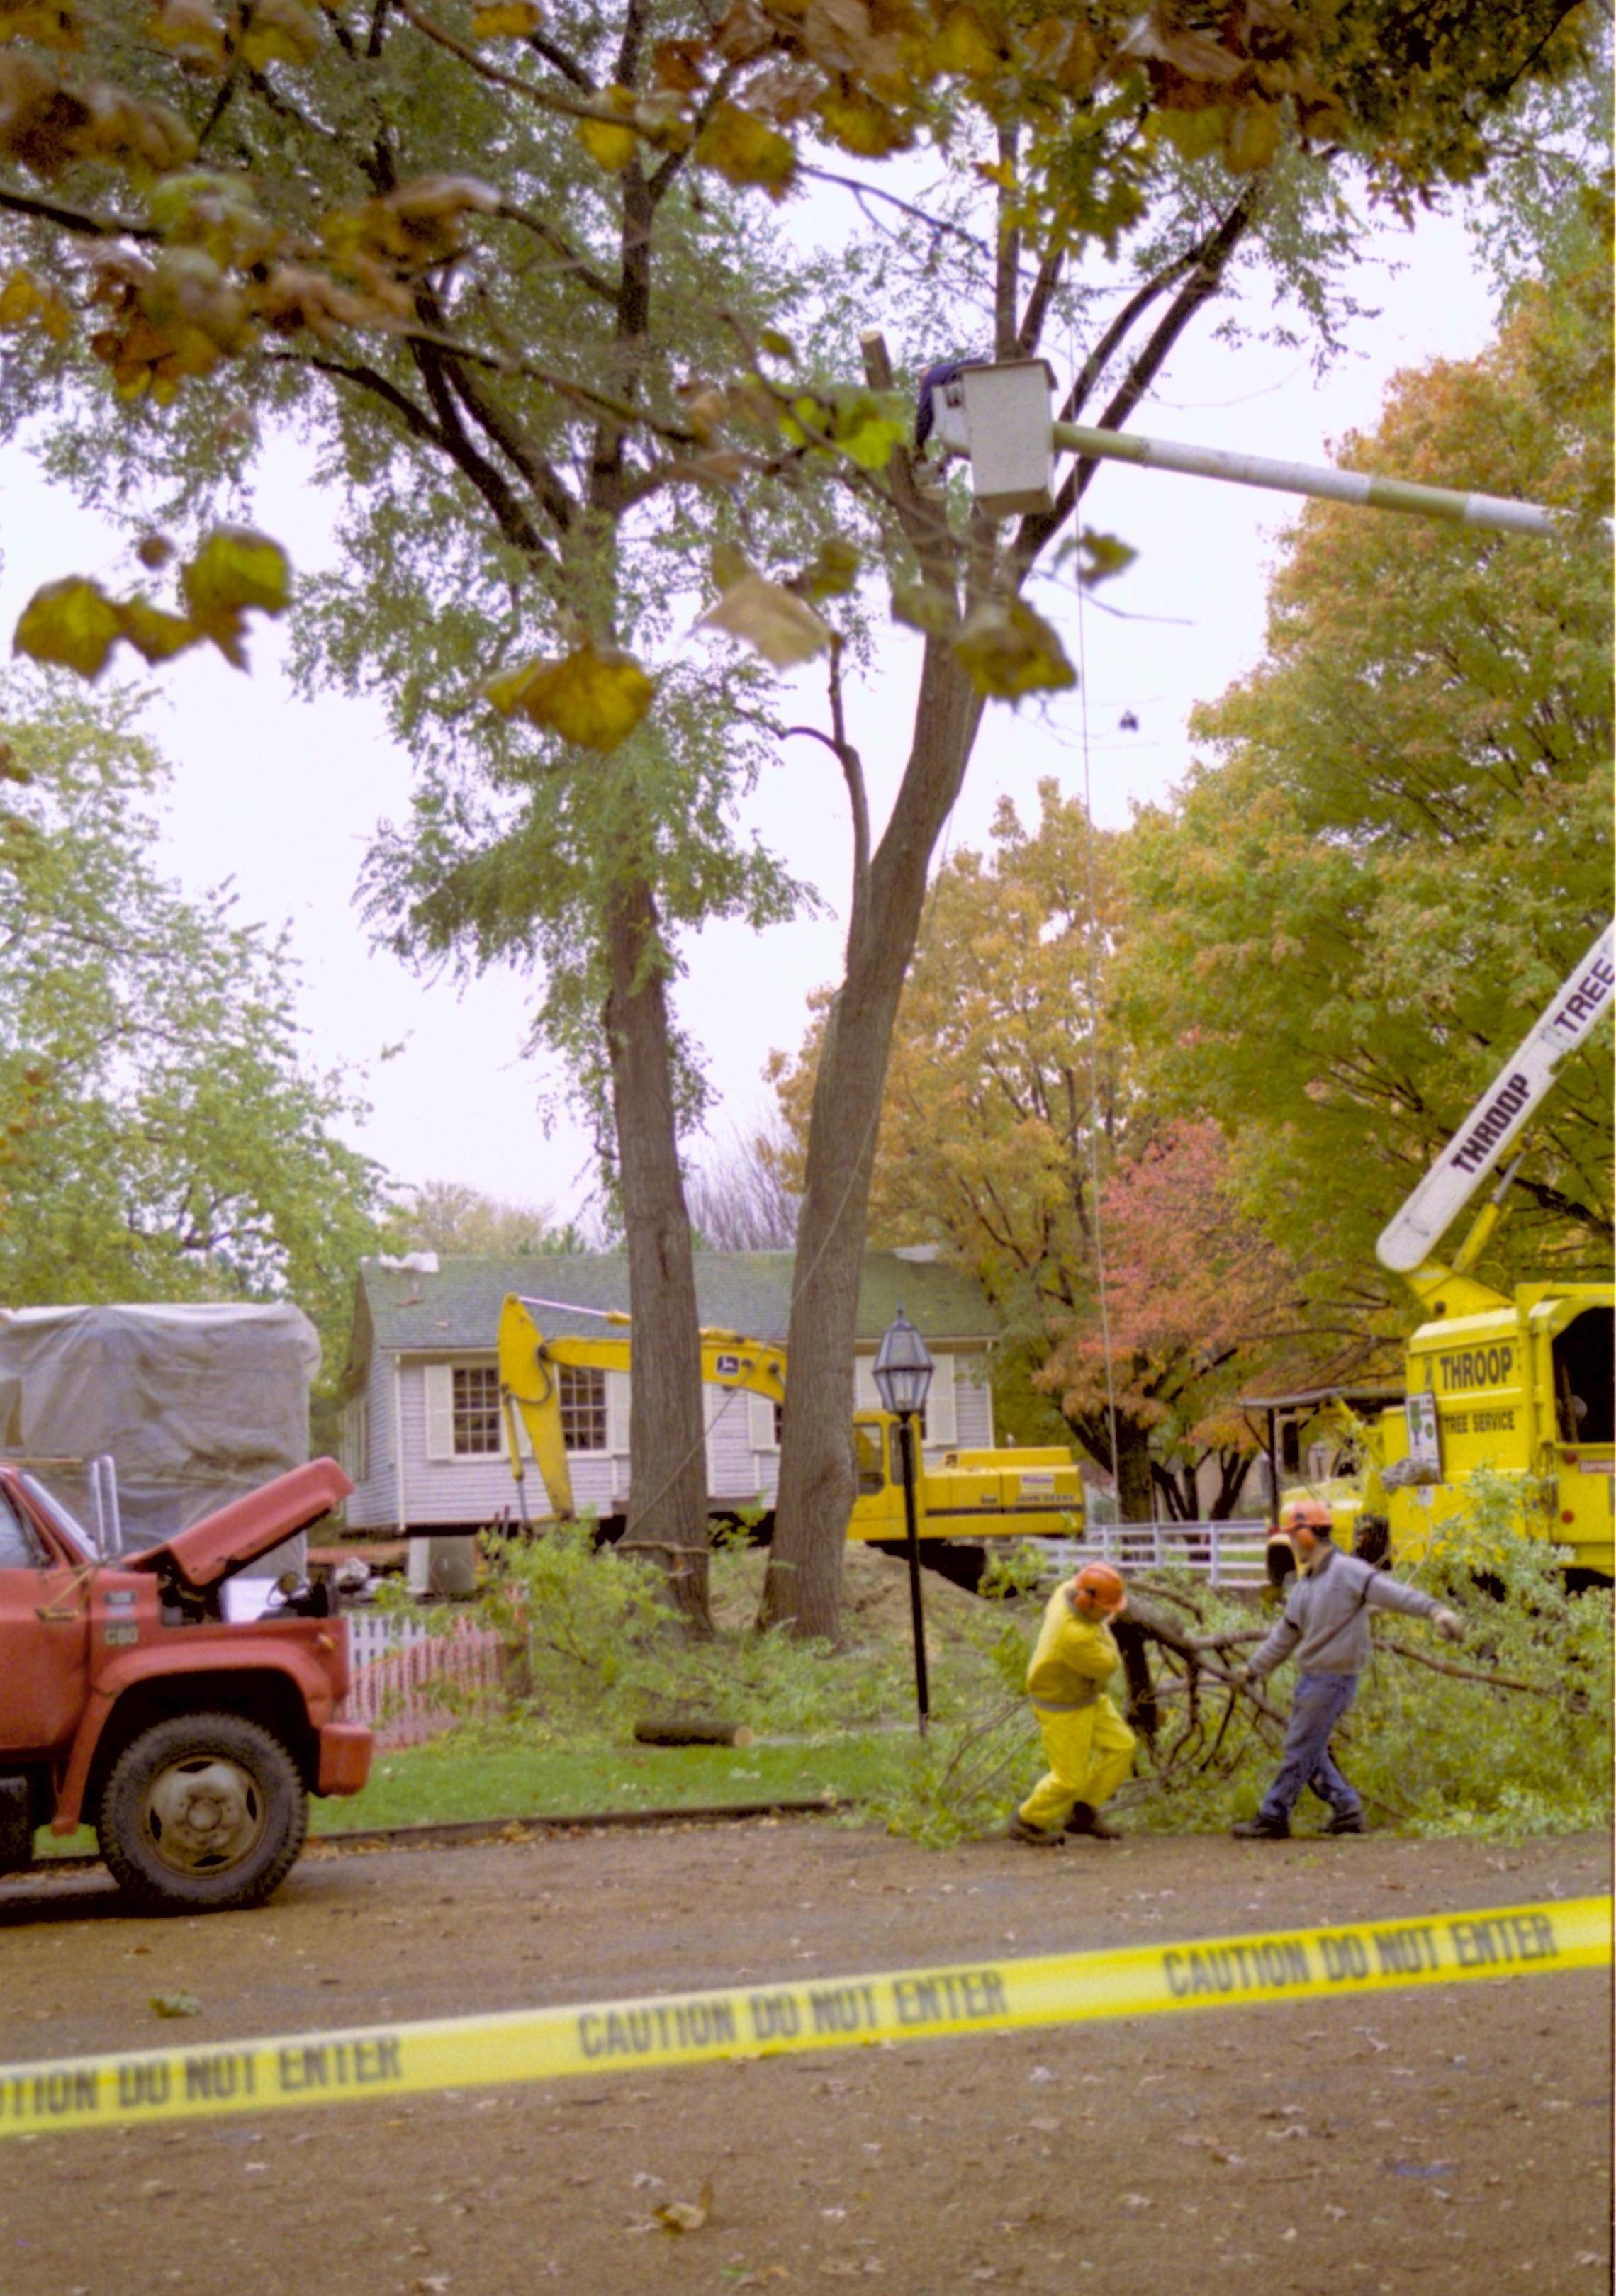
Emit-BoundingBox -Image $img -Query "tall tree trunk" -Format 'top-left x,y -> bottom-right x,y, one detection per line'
760,193 -> 1264,1639
761,645 -> 980,1636
1114,1417 -> 1155,1524
603,873 -> 712,1631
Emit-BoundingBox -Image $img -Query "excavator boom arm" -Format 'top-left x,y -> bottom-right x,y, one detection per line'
496,1295 -> 789,1524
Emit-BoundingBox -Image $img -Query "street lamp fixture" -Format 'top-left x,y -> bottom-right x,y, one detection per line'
873,1306 -> 934,1736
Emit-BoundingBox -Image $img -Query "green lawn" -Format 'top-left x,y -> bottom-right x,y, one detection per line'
310,1730 -> 914,1832
34,1729 -> 920,1861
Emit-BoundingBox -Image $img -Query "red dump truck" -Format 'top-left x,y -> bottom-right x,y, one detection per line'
0,1456 -> 371,1913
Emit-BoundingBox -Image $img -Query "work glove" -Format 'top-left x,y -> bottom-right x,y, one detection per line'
1432,1606 -> 1464,1645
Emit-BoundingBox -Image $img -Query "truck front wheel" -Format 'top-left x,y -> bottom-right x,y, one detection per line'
97,1713 -> 308,1915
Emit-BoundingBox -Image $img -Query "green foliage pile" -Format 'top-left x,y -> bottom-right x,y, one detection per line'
391,1524 -> 1020,1752
865,1492 -> 1612,1845
374,1498 -> 1610,1848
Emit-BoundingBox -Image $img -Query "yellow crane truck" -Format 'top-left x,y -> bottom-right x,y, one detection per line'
1260,925 -> 1614,1587
495,1294 -> 1084,1556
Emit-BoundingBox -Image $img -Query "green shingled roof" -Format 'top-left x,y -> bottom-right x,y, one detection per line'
349,1249 -> 994,1373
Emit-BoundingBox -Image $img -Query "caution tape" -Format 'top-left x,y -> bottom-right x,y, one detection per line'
0,1895 -> 1606,2139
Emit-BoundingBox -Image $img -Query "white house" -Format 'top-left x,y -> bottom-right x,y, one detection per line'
338,1247 -> 1001,1541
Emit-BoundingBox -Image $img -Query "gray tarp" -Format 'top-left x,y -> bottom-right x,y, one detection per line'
0,1302 -> 320,1555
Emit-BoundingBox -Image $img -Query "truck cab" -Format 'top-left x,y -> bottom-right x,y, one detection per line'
0,1457 -> 372,1913
1387,1288 -> 1613,1580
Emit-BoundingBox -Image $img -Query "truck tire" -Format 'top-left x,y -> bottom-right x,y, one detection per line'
97,1712 -> 308,1915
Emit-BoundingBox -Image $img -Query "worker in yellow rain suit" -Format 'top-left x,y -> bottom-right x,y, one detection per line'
1009,1561 -> 1135,1845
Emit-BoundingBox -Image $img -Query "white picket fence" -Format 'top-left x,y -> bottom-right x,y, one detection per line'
338,1612 -> 504,1749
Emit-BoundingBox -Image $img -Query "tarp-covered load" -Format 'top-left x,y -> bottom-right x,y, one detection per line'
0,1302 -> 320,1553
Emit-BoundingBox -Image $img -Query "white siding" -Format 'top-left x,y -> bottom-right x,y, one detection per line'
397,1354 -> 627,1527
952,1349 -> 994,1450
706,1382 -> 765,1506
344,1347 -> 400,1531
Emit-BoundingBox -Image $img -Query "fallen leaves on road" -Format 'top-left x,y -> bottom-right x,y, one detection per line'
653,2178 -> 713,2233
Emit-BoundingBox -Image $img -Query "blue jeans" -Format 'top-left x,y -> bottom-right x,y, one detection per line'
1259,1670 -> 1362,1823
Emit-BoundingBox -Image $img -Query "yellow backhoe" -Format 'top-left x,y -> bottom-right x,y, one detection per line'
495,1294 -> 1084,1548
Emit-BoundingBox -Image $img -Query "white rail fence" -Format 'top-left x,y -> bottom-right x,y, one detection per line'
1038,1520 -> 1273,1588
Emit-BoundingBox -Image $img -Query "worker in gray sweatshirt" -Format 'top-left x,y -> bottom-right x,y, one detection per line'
1233,1498 -> 1464,1840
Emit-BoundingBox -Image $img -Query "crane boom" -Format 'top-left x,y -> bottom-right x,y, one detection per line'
1376,923 -> 1616,1276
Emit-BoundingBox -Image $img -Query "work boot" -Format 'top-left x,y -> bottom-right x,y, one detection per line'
1006,1816 -> 1062,1847
1325,1808 -> 1367,1836
1065,1801 -> 1122,1840
1231,1813 -> 1290,1840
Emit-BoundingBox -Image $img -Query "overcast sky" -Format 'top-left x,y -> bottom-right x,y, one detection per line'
0,191 -> 1499,1227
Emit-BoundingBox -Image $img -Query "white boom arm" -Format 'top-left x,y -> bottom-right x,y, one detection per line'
1376,924 -> 1616,1275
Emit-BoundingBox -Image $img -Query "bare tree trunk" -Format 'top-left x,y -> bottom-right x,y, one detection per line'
1115,1418 -> 1155,1524
759,192 -> 1263,1640
760,643 -> 981,1636
603,873 -> 712,1631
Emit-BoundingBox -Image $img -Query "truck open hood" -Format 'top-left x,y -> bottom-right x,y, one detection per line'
126,1458 -> 353,1592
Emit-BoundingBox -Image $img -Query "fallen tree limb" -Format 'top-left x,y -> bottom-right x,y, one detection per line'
1378,1638 -> 1561,1698
634,1716 -> 756,1747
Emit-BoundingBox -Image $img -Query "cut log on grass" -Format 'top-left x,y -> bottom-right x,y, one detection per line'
634,1716 -> 756,1748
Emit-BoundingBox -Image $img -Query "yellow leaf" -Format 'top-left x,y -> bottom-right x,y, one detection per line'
239,0 -> 320,66
710,541 -> 754,590
471,0 -> 542,32
13,577 -> 125,680
693,103 -> 795,198
816,91 -> 909,158
577,116 -> 639,171
653,2179 -> 713,2234
0,266 -> 70,341
119,597 -> 199,664
483,654 -> 546,716
802,535 -> 859,599
181,527 -> 291,619
952,597 -> 1075,700
0,0 -> 80,50
931,5 -> 999,75
699,573 -> 831,667
890,579 -> 958,636
498,643 -> 656,753
834,401 -> 904,471
1225,98 -> 1281,173
1151,106 -> 1226,161
145,0 -> 227,66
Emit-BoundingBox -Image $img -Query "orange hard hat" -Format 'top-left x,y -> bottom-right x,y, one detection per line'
1279,1498 -> 1335,1537
1072,1561 -> 1127,1613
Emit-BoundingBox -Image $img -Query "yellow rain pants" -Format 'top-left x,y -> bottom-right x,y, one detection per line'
1017,1695 -> 1136,1833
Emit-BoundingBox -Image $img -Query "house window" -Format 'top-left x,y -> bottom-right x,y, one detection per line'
560,1364 -> 608,1453
773,1400 -> 785,1446
451,1365 -> 503,1456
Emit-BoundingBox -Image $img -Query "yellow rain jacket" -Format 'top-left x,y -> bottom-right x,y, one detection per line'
1019,1582 -> 1135,1833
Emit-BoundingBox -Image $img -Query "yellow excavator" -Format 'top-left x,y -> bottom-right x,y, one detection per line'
1257,925 -> 1614,1586
495,1293 -> 1084,1550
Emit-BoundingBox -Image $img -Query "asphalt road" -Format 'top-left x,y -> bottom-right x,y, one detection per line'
0,1820 -> 1609,2295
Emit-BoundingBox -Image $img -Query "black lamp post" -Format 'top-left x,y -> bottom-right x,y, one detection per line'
873,1305 -> 934,1736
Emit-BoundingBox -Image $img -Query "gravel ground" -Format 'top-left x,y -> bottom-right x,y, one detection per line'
0,1820 -> 1608,2296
